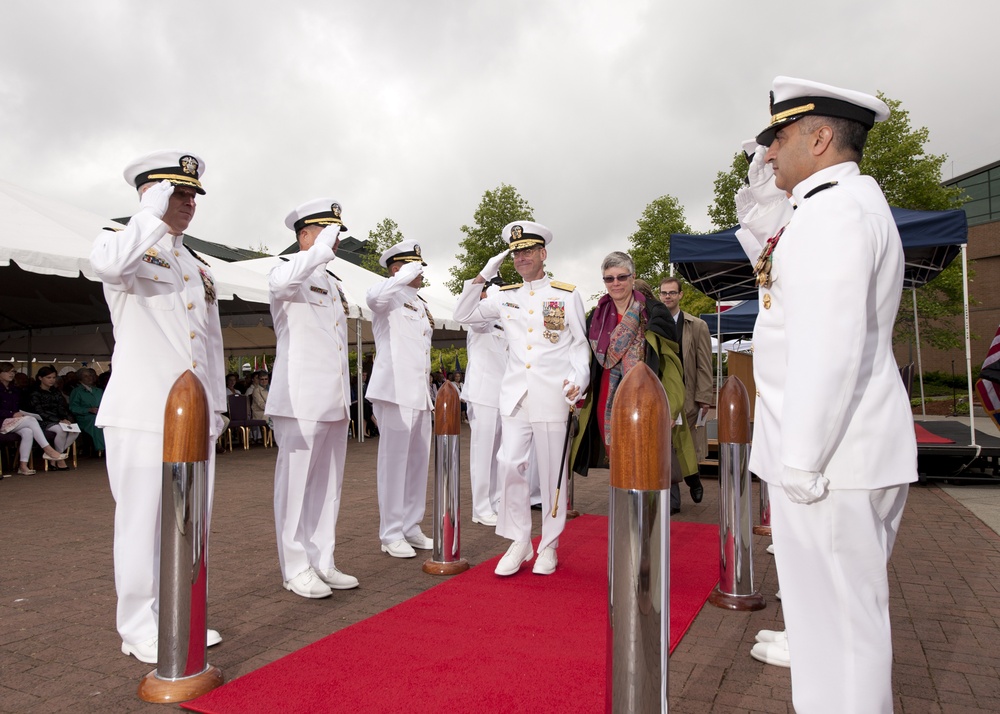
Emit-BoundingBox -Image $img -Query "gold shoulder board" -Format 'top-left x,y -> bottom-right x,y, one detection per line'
500,283 -> 522,291
550,280 -> 575,292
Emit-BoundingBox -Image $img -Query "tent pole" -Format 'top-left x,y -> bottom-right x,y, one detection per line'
961,244 -> 976,447
715,301 -> 722,412
912,289 -> 926,417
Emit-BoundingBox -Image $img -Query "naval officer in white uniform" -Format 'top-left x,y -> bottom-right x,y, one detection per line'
365,240 -> 435,558
267,199 -> 359,599
91,150 -> 224,663
460,278 -> 508,526
453,222 -> 590,576
736,77 -> 917,713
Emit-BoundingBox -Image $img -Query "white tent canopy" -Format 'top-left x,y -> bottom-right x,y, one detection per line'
0,179 -> 466,363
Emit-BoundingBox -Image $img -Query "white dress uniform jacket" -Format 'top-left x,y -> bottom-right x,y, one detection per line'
746,162 -> 917,490
365,275 -> 433,411
91,211 -> 227,433
266,243 -> 350,422
461,323 -> 507,409
454,277 -> 590,423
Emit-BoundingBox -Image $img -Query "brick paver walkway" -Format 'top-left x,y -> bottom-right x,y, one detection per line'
1,428 -> 998,712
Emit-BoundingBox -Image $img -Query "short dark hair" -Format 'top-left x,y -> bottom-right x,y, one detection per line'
799,115 -> 868,162
35,365 -> 57,381
659,276 -> 681,293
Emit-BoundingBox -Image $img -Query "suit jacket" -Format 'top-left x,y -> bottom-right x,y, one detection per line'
454,276 -> 590,423
678,310 -> 714,415
364,268 -> 433,411
91,211 -> 226,436
265,235 -> 350,423
745,161 -> 917,490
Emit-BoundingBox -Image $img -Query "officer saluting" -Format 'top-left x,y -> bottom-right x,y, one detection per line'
90,150 -> 225,663
453,222 -> 589,576
365,240 -> 435,558
267,199 -> 359,599
736,77 -> 917,713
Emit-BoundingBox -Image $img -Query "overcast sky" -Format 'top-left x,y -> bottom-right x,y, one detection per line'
2,1 -> 998,304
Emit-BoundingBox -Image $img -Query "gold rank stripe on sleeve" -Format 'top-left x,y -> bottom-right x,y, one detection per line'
500,283 -> 522,291
550,280 -> 575,292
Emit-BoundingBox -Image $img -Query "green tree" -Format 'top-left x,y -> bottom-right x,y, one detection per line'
627,194 -> 691,285
446,184 -> 534,294
361,217 -> 404,277
707,151 -> 748,231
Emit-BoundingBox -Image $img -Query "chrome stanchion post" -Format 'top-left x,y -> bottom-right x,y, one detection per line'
423,381 -> 469,576
138,371 -> 223,703
708,376 -> 765,611
607,364 -> 671,714
753,480 -> 771,537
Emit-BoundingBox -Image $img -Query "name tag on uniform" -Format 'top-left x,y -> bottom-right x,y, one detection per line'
310,285 -> 329,295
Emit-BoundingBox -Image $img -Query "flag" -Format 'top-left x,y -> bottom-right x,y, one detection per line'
976,322 -> 1000,429
263,354 -> 268,371
439,355 -> 445,374
453,355 -> 462,373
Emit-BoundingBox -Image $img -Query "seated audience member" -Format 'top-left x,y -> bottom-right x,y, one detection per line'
0,362 -> 68,475
27,365 -> 78,469
225,373 -> 240,396
69,368 -> 106,453
250,371 -> 269,419
96,367 -> 111,391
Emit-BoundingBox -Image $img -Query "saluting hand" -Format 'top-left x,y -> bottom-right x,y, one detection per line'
747,146 -> 784,206
478,250 -> 509,283
139,179 -> 174,220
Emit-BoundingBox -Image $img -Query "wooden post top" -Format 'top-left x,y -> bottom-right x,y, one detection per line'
162,371 -> 210,463
717,376 -> 751,444
435,380 -> 461,436
610,363 -> 672,491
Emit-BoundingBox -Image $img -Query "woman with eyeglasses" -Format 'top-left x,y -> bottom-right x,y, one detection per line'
570,253 -> 698,497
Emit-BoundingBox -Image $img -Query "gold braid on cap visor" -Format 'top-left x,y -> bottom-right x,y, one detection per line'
302,217 -> 343,226
146,173 -> 204,190
509,238 -> 544,251
770,102 -> 816,125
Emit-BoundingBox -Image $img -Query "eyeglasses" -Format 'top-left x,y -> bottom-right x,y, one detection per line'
602,273 -> 632,284
659,290 -> 680,297
511,246 -> 540,257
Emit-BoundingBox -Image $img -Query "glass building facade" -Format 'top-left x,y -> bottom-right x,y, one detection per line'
947,160 -> 1000,226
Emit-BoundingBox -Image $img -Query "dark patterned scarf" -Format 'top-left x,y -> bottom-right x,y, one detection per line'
588,290 -> 647,444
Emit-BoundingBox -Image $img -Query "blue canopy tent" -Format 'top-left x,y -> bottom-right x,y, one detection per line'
671,207 -> 968,301
699,299 -> 759,338
671,206 -> 974,432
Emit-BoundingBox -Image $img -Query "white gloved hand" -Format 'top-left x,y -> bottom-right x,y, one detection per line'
747,146 -> 785,206
735,186 -> 756,225
140,179 -> 174,219
562,380 -> 581,406
316,224 -> 342,252
394,260 -> 423,283
480,249 -> 509,281
780,466 -> 829,504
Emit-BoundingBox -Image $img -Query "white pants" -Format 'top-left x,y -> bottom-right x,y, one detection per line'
271,416 -> 348,581
45,424 -> 80,455
13,418 -> 50,463
105,427 -> 217,645
770,484 -> 908,714
496,402 -> 568,553
372,402 -> 431,544
466,401 -> 501,519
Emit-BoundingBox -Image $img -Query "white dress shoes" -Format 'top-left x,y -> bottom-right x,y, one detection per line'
316,567 -> 359,590
122,629 -> 222,663
775,589 -> 782,600
404,532 -> 434,550
472,512 -> 498,527
382,539 -> 417,558
750,640 -> 791,668
495,541 -> 533,576
755,629 -> 787,644
284,568 -> 333,598
532,546 -> 558,575
766,543 -> 775,555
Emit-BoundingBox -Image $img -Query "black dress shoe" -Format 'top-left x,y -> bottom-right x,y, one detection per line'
690,484 -> 704,504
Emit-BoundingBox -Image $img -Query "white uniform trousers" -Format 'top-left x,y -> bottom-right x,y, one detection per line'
496,401 -> 568,553
371,401 -> 431,544
771,484 -> 908,714
271,415 -> 348,581
105,426 -> 216,645
466,402 -> 501,519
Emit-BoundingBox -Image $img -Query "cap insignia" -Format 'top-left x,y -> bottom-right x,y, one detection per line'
414,244 -> 421,257
331,203 -> 342,219
179,155 -> 200,177
511,225 -> 523,241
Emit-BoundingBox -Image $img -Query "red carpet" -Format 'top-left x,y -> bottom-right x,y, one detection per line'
915,422 -> 955,444
184,515 -> 718,714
